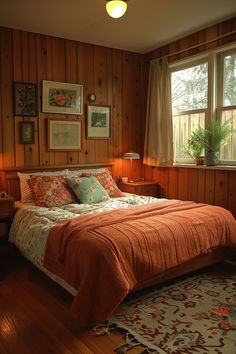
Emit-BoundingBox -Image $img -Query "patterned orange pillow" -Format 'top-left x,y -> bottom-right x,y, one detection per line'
28,175 -> 75,207
82,171 -> 124,198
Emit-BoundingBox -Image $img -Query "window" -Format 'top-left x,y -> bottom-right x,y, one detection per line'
219,50 -> 236,162
171,47 -> 236,165
171,61 -> 208,162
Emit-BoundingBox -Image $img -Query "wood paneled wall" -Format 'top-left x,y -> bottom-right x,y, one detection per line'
147,17 -> 236,62
145,17 -> 236,216
0,27 -> 148,180
145,166 -> 236,217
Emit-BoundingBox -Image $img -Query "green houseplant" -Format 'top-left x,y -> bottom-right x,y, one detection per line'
192,120 -> 234,166
184,131 -> 204,165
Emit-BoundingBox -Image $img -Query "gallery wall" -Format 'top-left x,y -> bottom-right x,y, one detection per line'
0,27 -> 148,179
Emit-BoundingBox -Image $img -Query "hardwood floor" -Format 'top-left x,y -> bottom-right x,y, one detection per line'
0,253 -> 143,354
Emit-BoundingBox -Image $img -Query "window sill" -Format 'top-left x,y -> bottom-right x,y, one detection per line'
173,163 -> 236,171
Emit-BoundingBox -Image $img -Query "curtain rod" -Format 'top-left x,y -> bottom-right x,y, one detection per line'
150,29 -> 236,60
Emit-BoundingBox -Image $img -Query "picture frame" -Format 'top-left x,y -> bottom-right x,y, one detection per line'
87,105 -> 111,139
47,118 -> 81,151
19,121 -> 35,144
42,80 -> 83,115
13,82 -> 37,116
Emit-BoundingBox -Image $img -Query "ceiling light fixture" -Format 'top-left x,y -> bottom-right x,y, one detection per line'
106,0 -> 128,19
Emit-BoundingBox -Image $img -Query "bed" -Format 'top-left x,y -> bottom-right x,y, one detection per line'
1,164 -> 236,328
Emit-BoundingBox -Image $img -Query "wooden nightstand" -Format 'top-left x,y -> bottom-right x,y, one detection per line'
0,196 -> 15,279
118,180 -> 160,198
0,196 -> 15,240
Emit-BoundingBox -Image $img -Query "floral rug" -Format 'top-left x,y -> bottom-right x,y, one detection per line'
95,263 -> 236,353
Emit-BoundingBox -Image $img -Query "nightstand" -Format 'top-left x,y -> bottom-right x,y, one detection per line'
0,196 -> 15,279
118,180 -> 160,198
0,196 -> 15,239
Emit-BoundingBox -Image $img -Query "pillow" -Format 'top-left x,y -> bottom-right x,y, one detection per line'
82,170 -> 124,198
66,176 -> 109,204
67,168 -> 107,178
17,169 -> 68,203
28,175 -> 74,207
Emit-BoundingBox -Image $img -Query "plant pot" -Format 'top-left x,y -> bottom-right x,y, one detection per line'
195,155 -> 205,165
205,151 -> 219,166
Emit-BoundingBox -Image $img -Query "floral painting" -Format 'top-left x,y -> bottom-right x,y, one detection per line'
13,82 -> 37,116
42,81 -> 83,115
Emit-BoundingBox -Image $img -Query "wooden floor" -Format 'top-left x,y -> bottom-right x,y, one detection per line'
0,253 -> 143,354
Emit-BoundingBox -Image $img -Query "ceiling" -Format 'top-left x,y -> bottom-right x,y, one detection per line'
1,0 -> 236,54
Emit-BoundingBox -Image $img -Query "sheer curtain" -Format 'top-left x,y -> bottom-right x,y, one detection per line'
144,57 -> 173,167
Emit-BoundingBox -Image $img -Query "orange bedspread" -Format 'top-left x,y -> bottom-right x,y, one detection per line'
43,199 -> 236,327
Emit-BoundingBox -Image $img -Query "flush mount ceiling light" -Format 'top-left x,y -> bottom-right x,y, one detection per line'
106,0 -> 128,19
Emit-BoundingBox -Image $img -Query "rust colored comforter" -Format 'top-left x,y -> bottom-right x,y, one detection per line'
43,199 -> 236,327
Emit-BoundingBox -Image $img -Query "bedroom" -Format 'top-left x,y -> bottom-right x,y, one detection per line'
0,0 -> 236,353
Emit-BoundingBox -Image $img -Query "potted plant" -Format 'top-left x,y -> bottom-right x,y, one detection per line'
184,131 -> 204,165
193,120 -> 234,166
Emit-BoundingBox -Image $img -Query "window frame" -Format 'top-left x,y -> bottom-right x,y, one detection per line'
170,46 -> 236,166
217,48 -> 236,165
170,56 -> 210,164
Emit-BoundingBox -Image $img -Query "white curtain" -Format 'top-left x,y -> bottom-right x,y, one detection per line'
144,57 -> 173,166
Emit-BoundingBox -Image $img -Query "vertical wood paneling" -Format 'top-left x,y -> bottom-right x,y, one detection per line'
0,33 -> 2,168
215,171 -> 229,208
197,170 -> 205,202
166,167 -> 178,199
39,36 -> 55,166
228,171 -> 236,217
12,30 -> 25,167
65,39 -> 79,165
0,28 -> 15,167
122,52 -> 143,180
52,37 -> 67,165
205,170 -> 215,205
188,169 -> 198,201
107,48 -> 114,165
77,43 -> 95,164
112,50 -> 123,178
25,32 -> 39,167
94,46 -> 108,162
178,168 -> 189,200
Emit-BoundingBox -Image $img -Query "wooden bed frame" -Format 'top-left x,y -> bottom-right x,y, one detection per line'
0,163 -> 235,303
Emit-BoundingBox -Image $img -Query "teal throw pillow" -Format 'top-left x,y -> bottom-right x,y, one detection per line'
66,176 -> 109,204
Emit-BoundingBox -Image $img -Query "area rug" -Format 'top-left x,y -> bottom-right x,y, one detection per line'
95,263 -> 236,353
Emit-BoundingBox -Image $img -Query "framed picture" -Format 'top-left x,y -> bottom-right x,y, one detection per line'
13,82 -> 37,116
42,80 -> 83,115
19,121 -> 35,144
87,105 -> 111,139
47,118 -> 81,151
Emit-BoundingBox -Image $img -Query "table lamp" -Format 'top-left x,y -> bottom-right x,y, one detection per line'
123,152 -> 140,182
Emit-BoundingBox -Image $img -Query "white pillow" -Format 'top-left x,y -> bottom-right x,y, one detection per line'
17,169 -> 68,203
67,168 -> 108,177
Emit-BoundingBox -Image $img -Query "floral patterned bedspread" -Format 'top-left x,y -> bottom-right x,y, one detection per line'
9,194 -> 160,270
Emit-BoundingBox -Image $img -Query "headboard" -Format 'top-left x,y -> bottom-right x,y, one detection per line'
0,163 -> 114,201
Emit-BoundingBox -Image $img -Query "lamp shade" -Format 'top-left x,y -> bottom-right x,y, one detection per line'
123,152 -> 140,160
106,0 -> 127,18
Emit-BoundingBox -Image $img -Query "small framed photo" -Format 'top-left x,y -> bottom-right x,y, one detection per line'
13,82 -> 37,116
19,121 -> 35,144
47,118 -> 81,151
42,80 -> 83,115
87,105 -> 111,139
